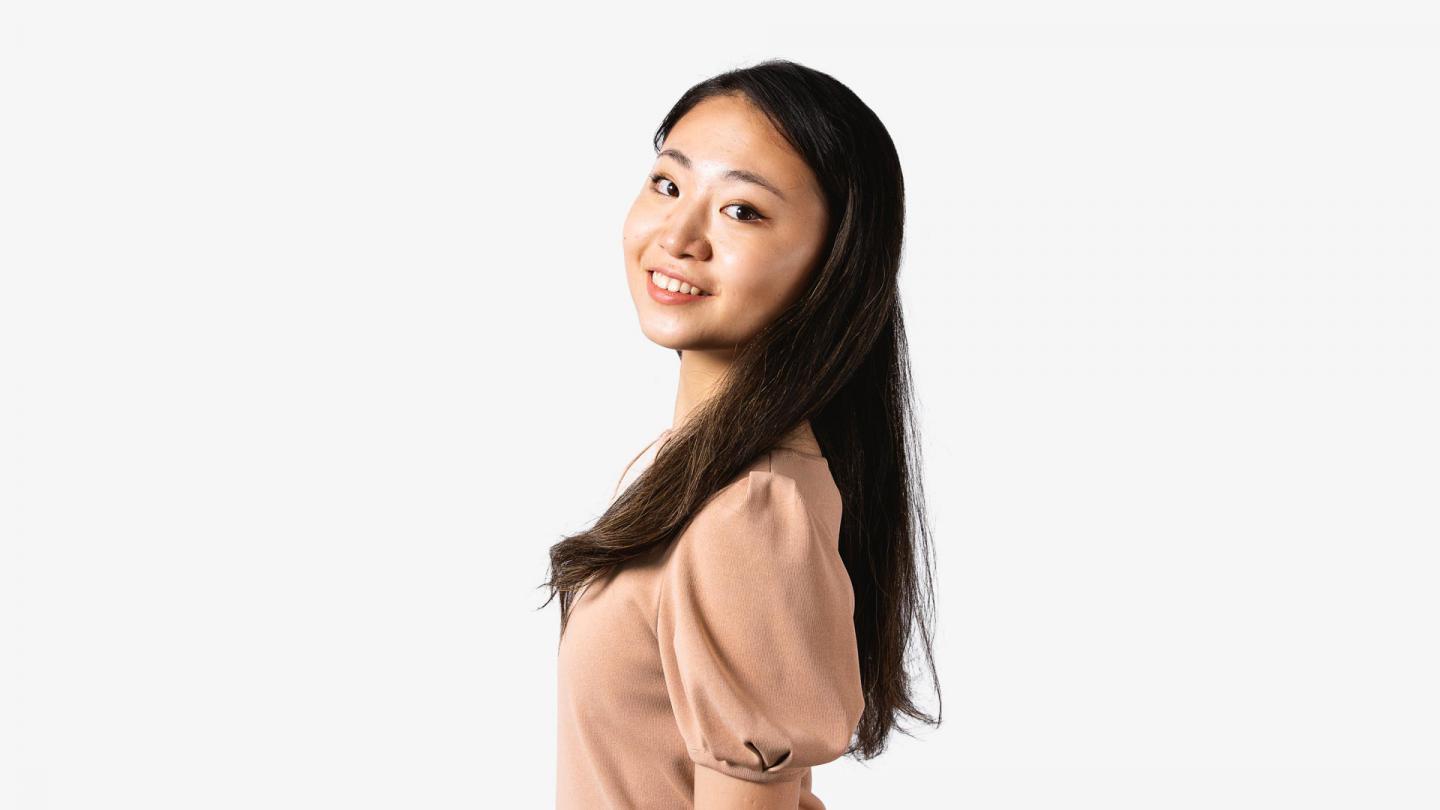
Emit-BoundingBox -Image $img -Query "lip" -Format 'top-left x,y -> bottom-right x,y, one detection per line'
644,267 -> 712,305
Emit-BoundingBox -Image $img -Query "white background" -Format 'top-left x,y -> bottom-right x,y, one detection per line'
2,3 -> 1437,809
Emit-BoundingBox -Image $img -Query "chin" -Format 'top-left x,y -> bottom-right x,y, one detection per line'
638,324 -> 691,352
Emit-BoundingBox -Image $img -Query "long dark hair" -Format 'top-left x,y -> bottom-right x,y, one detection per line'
541,58 -> 939,759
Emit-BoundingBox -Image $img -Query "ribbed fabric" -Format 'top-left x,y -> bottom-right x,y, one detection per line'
556,423 -> 865,810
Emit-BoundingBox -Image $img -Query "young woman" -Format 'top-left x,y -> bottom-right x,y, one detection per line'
545,59 -> 940,810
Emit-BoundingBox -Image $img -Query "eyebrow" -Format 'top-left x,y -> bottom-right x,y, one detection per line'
656,148 -> 788,202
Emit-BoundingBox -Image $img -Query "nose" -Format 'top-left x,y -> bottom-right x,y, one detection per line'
658,197 -> 712,261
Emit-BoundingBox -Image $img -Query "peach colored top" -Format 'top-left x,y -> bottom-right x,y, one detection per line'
556,423 -> 865,810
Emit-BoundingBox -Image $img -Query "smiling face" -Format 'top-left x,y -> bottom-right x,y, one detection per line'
622,94 -> 830,357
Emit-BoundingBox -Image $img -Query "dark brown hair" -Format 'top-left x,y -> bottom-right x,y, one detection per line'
540,58 -> 940,759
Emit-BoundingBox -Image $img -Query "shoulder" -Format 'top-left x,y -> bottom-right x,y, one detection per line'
706,447 -> 837,505
674,451 -> 843,566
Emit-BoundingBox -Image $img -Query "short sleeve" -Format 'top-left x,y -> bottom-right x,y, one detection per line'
656,468 -> 866,784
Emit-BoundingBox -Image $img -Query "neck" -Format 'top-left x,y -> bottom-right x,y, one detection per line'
670,349 -> 820,456
672,348 -> 736,432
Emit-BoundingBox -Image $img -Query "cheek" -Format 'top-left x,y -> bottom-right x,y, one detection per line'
736,241 -> 814,302
621,199 -> 659,250
620,208 -> 639,249
716,259 -> 798,330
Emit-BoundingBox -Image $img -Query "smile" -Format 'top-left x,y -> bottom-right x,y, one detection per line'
649,270 -> 712,298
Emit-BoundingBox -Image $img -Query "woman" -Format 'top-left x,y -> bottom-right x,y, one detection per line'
545,59 -> 940,809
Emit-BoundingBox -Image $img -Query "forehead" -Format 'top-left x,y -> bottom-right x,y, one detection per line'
661,95 -> 816,193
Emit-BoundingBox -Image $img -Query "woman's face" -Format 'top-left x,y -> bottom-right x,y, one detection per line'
622,94 -> 830,356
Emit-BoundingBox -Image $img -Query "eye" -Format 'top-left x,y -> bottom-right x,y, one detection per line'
647,173 -> 767,224
722,203 -> 765,223
649,172 -> 678,197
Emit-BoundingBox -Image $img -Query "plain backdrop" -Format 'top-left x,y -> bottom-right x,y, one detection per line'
2,3 -> 1437,809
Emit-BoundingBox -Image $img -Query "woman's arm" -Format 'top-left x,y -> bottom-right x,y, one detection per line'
695,764 -> 801,810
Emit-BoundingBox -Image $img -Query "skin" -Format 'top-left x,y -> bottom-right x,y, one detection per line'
621,95 -> 830,806
621,93 -> 830,439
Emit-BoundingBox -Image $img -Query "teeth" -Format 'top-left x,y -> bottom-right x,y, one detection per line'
651,270 -> 710,296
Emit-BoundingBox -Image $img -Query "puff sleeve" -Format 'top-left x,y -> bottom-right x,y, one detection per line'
656,469 -> 866,783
